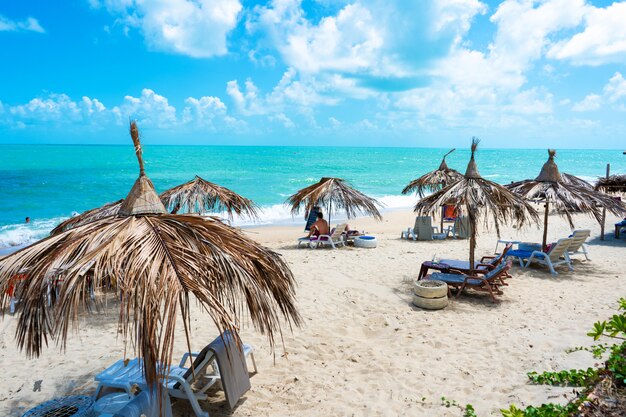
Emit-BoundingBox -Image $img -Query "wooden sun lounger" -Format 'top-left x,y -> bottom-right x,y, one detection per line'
424,261 -> 512,303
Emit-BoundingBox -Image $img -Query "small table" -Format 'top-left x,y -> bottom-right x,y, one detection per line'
418,261 -> 450,280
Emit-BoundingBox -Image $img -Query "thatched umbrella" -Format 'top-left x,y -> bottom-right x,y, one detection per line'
402,149 -> 463,232
595,174 -> 626,194
287,177 -> 382,227
0,121 -> 301,389
415,139 -> 539,271
50,199 -> 123,235
160,175 -> 259,220
507,150 -> 626,251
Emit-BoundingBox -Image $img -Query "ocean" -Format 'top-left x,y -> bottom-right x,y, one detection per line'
1,145 -> 624,250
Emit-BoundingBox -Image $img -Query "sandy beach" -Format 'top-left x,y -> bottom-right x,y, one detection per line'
1,209 -> 625,416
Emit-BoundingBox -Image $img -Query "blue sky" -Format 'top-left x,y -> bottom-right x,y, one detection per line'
1,0 -> 626,148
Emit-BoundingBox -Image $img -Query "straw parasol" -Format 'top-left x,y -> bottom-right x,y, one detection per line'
507,150 -> 626,251
160,175 -> 259,220
286,177 -> 383,227
0,121 -> 301,389
415,138 -> 539,272
402,149 -> 463,232
50,199 -> 123,235
51,177 -> 258,236
595,174 -> 626,194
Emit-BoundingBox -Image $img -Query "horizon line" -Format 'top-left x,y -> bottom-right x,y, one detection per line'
0,143 -> 623,152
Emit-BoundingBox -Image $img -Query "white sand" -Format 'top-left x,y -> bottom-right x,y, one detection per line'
1,210 -> 625,416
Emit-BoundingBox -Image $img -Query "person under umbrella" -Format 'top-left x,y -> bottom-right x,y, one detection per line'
286,177 -> 383,231
415,138 -> 539,272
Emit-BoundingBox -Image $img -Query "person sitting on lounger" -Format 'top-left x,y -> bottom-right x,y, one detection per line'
307,212 -> 329,238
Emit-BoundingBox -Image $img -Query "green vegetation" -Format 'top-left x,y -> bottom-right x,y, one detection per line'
498,297 -> 626,417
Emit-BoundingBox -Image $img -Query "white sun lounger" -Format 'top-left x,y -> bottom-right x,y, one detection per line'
525,237 -> 573,275
95,332 -> 256,417
310,224 -> 347,249
567,229 -> 591,261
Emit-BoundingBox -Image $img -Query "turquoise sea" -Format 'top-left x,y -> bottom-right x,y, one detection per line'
1,145 -> 624,249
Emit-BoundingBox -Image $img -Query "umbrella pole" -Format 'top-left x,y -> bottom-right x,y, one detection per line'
440,206 -> 445,235
468,206 -> 476,274
440,180 -> 446,234
542,198 -> 550,252
328,200 -> 332,231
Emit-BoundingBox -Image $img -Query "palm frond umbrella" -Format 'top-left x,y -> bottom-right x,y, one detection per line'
160,175 -> 259,220
595,174 -> 626,194
287,177 -> 383,227
507,149 -> 626,251
402,149 -> 463,232
50,199 -> 123,235
415,139 -> 539,271
0,121 -> 301,389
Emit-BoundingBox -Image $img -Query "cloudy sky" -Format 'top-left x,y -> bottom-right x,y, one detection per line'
1,0 -> 625,148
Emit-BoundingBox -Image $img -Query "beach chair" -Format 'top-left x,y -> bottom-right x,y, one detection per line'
425,261 -> 512,303
525,238 -> 573,275
567,229 -> 591,261
94,332 -> 257,417
446,216 -> 470,239
401,217 -> 441,240
311,224 -> 347,248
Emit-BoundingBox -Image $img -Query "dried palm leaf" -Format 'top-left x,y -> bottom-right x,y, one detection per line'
0,121 -> 301,389
50,199 -> 123,235
595,174 -> 626,194
507,149 -> 626,250
415,138 -> 539,270
286,177 -> 383,225
160,176 -> 260,220
402,149 -> 462,197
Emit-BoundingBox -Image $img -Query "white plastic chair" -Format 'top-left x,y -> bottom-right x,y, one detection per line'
525,238 -> 573,275
95,339 -> 256,417
567,229 -> 591,261
311,224 -> 347,249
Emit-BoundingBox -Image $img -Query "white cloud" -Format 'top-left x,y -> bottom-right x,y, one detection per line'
114,88 -> 177,127
572,93 -> 601,112
431,0 -> 487,44
249,0 -> 487,80
269,112 -> 295,128
93,0 -> 242,58
250,1 -> 384,74
2,89 -> 248,132
548,2 -> 626,66
569,72 -> 626,113
0,15 -> 45,33
10,94 -> 82,122
488,0 -> 587,72
227,68 -> 339,116
81,96 -> 107,116
603,72 -> 626,103
182,95 -> 227,127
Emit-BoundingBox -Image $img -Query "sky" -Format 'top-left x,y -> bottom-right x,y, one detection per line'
0,0 -> 626,148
